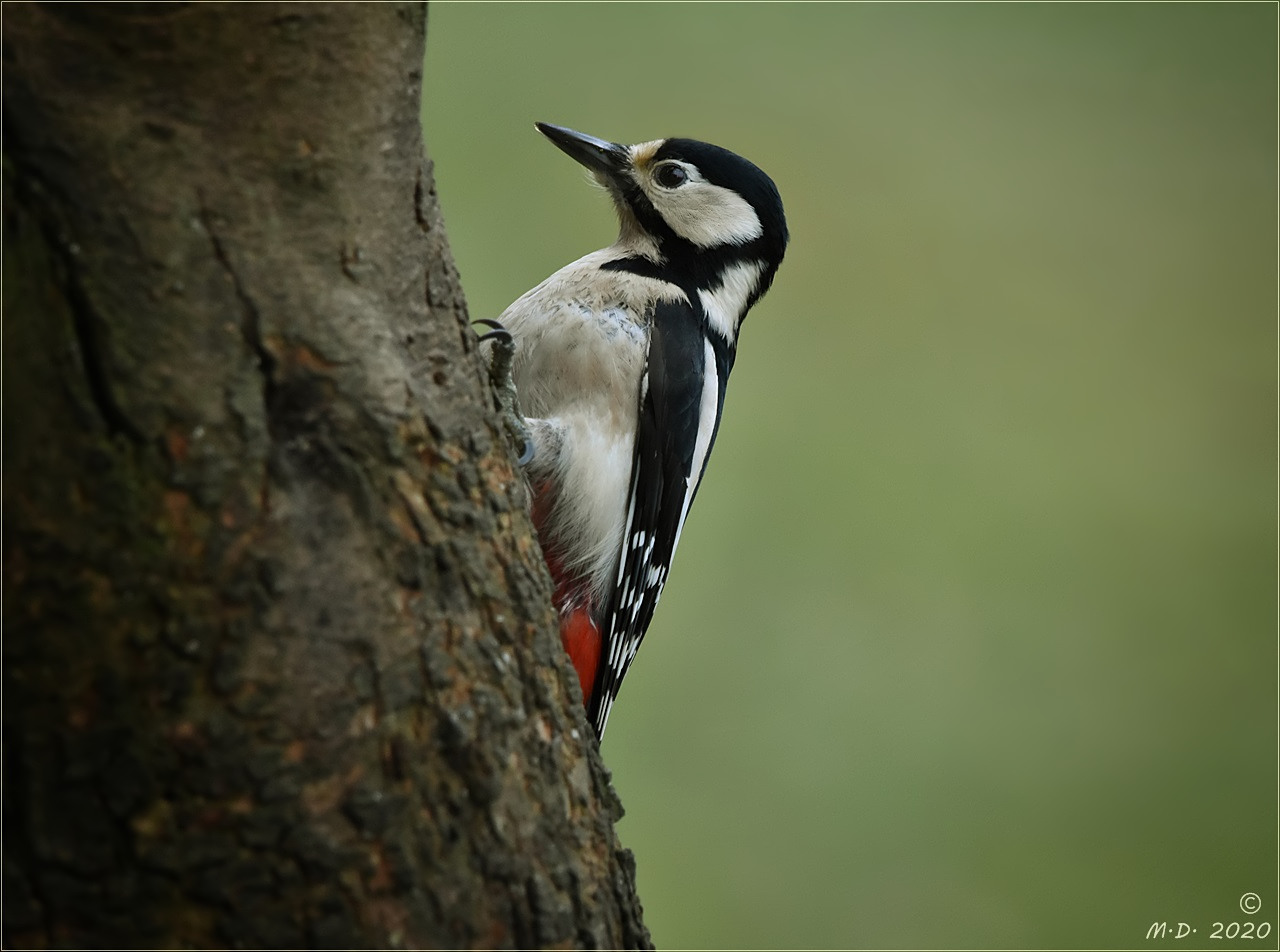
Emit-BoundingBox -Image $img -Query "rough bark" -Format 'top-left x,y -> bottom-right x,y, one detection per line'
2,4 -> 650,948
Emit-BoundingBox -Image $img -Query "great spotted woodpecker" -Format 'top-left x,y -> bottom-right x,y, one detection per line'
482,123 -> 788,739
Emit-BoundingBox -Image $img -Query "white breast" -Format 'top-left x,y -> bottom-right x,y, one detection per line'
499,247 -> 687,602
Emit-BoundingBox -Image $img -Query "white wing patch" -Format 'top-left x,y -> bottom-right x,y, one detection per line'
594,342 -> 722,738
672,341 -> 721,555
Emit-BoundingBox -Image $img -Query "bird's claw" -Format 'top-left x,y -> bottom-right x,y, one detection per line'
474,319 -> 534,466
474,317 -> 512,345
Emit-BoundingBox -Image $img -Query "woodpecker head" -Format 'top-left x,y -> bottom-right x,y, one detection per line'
535,122 -> 788,307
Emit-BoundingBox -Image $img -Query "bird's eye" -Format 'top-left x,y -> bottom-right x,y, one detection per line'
654,164 -> 688,189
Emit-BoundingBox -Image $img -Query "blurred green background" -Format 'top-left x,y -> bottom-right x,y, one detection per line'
422,4 -> 1276,948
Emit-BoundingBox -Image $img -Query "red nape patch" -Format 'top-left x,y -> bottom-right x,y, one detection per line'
560,607 -> 601,707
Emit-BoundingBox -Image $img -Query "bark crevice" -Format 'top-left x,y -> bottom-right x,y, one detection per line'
62,250 -> 148,444
196,194 -> 279,407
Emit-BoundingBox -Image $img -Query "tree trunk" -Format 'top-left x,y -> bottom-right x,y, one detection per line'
2,4 -> 650,947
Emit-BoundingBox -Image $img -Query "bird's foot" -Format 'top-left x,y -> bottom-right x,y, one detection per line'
475,319 -> 534,465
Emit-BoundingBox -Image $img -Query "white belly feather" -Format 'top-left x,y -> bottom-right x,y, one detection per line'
498,247 -> 686,603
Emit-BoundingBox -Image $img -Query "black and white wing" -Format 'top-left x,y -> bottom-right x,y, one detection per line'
588,298 -> 732,738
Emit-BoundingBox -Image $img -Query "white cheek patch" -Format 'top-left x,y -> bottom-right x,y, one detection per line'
697,260 -> 763,344
652,180 -> 763,249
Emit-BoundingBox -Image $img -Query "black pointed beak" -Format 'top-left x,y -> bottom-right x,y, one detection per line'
535,122 -> 629,176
